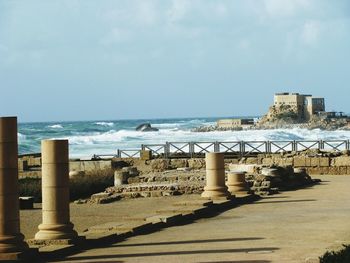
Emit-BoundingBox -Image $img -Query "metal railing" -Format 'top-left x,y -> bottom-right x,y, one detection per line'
93,140 -> 350,159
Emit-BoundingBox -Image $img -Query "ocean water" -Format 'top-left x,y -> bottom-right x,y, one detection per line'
18,117 -> 350,158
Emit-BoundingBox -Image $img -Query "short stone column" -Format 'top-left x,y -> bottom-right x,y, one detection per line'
201,152 -> 230,199
34,140 -> 78,241
0,117 -> 28,259
226,172 -> 247,195
114,170 -> 128,186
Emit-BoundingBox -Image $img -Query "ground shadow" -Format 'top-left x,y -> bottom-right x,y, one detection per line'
199,261 -> 271,263
112,237 -> 265,248
253,199 -> 316,205
59,247 -> 279,261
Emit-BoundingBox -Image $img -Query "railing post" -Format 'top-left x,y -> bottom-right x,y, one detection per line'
240,141 -> 244,157
141,144 -> 145,151
189,142 -> 194,158
214,141 -> 220,152
347,140 -> 350,151
292,140 -> 297,152
165,142 -> 170,159
319,140 -> 324,150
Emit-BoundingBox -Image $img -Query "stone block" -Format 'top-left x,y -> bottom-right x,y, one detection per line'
276,157 -> 293,167
319,157 -> 330,167
310,158 -> 319,167
306,167 -> 322,175
150,159 -> 169,172
146,214 -> 183,224
229,164 -> 257,174
140,150 -> 152,160
229,159 -> 239,164
18,160 -> 28,171
333,156 -> 350,167
69,161 -> 82,172
188,158 -> 205,170
262,158 -> 273,166
305,157 -> 312,167
294,156 -> 306,167
328,167 -> 340,175
245,158 -> 258,164
170,159 -> 188,169
321,167 -> 329,174
150,191 -> 163,198
339,167 -> 347,175
34,157 -> 41,166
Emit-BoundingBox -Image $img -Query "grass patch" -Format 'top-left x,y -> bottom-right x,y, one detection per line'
70,169 -> 114,200
320,245 -> 350,263
19,169 -> 114,202
19,177 -> 42,202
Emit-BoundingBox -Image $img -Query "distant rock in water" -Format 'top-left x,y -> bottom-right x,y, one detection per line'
136,123 -> 159,132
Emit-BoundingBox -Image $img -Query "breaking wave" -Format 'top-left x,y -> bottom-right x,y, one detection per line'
95,122 -> 114,127
18,117 -> 350,158
48,124 -> 63,129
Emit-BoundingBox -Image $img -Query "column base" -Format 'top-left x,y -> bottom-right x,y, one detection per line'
0,234 -> 29,254
0,248 -> 37,262
201,186 -> 231,199
34,223 -> 78,241
227,187 -> 248,195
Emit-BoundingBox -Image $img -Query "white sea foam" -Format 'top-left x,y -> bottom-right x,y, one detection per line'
95,122 -> 114,127
20,117 -> 350,158
48,124 -> 63,129
64,128 -> 350,148
17,133 -> 26,142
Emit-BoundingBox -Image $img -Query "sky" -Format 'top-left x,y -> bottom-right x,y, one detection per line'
0,0 -> 349,122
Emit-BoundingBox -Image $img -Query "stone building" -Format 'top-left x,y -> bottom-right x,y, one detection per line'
274,92 -> 325,121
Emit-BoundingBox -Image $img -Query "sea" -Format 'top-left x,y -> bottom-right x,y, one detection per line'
18,117 -> 350,158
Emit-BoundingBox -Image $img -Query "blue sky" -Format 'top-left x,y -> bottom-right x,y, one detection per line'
0,0 -> 349,122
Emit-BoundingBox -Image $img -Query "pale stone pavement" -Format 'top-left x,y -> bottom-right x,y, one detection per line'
47,175 -> 350,263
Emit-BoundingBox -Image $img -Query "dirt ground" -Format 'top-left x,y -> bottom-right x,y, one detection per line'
20,175 -> 350,262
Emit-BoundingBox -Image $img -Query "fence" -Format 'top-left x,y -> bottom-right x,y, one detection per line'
92,140 -> 350,159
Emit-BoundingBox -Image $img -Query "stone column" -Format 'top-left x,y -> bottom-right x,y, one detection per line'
34,140 -> 77,241
226,172 -> 247,195
0,117 -> 28,259
201,152 -> 230,199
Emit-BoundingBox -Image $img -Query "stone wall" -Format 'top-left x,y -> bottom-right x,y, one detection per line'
111,151 -> 350,175
18,150 -> 350,178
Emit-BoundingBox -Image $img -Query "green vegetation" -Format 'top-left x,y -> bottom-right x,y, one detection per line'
320,245 -> 350,263
70,169 -> 114,201
19,177 -> 42,202
19,169 -> 114,202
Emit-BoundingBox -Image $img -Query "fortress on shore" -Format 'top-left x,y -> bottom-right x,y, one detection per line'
273,92 -> 325,122
194,92 -> 349,131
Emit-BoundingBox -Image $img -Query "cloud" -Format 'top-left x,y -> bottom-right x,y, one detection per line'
263,0 -> 312,17
301,20 -> 321,45
135,1 -> 158,26
167,0 -> 192,23
215,3 -> 228,17
99,27 -> 131,46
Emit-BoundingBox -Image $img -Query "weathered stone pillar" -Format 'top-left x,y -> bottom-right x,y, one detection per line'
114,170 -> 128,186
0,117 -> 28,259
34,140 -> 77,241
201,152 -> 230,199
226,171 -> 247,195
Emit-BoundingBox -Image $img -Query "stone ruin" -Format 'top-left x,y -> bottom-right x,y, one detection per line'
87,161 -> 320,204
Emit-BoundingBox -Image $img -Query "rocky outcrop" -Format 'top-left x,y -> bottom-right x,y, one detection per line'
257,104 -> 300,128
136,123 -> 159,132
